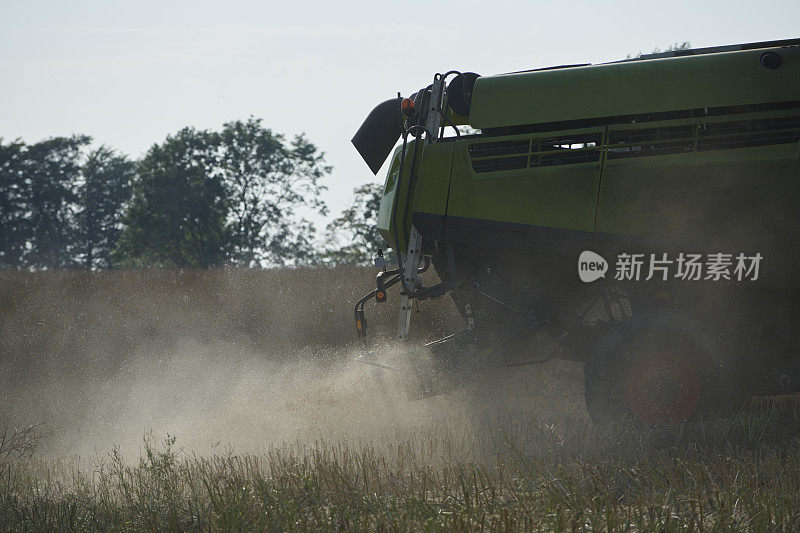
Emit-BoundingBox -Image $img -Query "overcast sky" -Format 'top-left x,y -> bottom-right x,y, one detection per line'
2,0 -> 798,226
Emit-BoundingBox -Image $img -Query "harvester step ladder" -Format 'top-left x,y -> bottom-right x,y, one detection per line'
396,74 -> 447,341
397,225 -> 422,341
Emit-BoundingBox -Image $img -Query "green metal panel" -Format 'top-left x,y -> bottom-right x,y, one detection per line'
469,46 -> 800,129
375,140 -> 454,253
446,127 -> 605,231
595,141 -> 800,256
376,145 -> 405,250
595,108 -> 800,247
412,142 -> 455,217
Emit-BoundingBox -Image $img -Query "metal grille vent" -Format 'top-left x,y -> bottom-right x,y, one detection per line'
609,115 -> 800,159
469,113 -> 800,172
469,134 -> 601,173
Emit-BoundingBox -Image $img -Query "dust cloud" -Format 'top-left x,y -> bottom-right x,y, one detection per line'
0,268 -> 586,460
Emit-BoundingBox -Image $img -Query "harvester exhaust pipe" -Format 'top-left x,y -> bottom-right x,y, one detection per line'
351,97 -> 403,175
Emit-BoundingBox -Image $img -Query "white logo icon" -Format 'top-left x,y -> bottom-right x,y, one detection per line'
578,251 -> 608,283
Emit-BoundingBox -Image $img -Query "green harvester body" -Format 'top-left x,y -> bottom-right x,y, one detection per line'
375,42 -> 800,275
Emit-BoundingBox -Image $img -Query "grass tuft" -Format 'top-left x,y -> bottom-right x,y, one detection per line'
2,401 -> 800,530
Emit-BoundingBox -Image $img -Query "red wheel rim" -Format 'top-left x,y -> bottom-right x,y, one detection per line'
624,351 -> 701,424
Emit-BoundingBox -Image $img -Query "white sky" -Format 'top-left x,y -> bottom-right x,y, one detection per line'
2,0 -> 798,227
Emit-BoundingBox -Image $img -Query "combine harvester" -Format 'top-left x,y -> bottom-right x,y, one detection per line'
351,39 -> 800,424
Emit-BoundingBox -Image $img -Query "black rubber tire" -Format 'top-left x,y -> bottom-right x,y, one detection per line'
584,309 -> 747,425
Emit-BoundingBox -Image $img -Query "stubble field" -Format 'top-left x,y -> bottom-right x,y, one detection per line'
1,268 -> 799,530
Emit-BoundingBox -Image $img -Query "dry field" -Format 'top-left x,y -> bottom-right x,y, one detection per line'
1,268 -> 799,530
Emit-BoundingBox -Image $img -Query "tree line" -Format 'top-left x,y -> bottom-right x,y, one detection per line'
1,118 -> 386,269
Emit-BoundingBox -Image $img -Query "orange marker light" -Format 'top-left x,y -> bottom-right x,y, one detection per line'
400,98 -> 415,116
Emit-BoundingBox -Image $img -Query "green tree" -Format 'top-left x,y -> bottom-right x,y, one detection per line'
660,41 -> 692,53
114,128 -> 230,268
628,41 -> 691,59
218,118 -> 330,266
77,146 -> 135,269
325,182 -> 390,265
0,139 -> 28,268
21,136 -> 90,268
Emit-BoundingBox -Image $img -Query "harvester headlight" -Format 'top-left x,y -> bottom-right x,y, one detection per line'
400,98 -> 415,116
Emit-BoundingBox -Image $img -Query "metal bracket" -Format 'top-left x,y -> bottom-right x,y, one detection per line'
397,225 -> 423,340
425,75 -> 446,143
